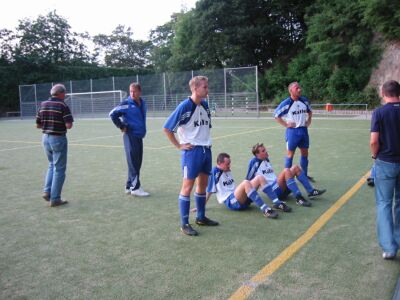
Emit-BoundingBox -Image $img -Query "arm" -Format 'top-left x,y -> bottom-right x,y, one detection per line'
275,117 -> 295,128
163,128 -> 192,150
306,111 -> 312,127
370,132 -> 379,159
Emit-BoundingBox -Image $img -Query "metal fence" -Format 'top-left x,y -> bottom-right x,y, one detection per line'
19,66 -> 259,118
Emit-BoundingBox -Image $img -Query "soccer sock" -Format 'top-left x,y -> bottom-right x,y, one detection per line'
261,184 -> 281,204
248,188 -> 269,212
300,156 -> 308,176
297,171 -> 314,193
286,178 -> 302,197
285,156 -> 293,169
178,194 -> 190,226
194,192 -> 206,220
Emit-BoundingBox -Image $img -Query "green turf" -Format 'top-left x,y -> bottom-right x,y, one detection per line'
0,118 -> 398,299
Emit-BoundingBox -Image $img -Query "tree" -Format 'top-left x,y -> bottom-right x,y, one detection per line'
93,25 -> 152,68
13,10 -> 94,65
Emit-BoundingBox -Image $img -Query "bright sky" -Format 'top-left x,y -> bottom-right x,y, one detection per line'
0,0 -> 198,40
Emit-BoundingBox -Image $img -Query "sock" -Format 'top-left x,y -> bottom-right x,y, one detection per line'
179,195 -> 190,226
300,156 -> 308,176
248,188 -> 269,212
194,192 -> 206,220
286,178 -> 302,197
285,156 -> 293,169
261,184 -> 281,204
297,171 -> 314,193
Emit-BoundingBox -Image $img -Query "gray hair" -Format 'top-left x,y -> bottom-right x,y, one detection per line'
50,84 -> 66,96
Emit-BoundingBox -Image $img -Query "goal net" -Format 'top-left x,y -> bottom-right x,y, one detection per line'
64,90 -> 127,117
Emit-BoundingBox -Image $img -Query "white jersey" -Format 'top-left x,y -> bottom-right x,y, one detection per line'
274,96 -> 312,128
163,98 -> 212,146
207,167 -> 235,204
246,157 -> 277,184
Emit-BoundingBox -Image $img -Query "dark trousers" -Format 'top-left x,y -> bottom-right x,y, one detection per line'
123,133 -> 143,190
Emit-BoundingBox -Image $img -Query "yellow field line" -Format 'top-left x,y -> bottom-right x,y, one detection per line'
229,170 -> 371,300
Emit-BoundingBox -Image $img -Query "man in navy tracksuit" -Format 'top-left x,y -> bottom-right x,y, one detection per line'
109,82 -> 149,197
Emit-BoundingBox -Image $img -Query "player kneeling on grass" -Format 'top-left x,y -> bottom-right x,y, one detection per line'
206,152 -> 279,219
246,143 -> 326,207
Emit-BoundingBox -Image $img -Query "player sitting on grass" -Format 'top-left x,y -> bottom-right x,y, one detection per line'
246,143 -> 326,207
206,152 -> 281,219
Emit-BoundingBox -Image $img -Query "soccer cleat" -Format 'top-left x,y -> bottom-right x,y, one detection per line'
131,187 -> 150,197
42,192 -> 50,202
273,202 -> 292,212
263,208 -> 278,219
296,196 -> 312,207
181,224 -> 198,236
49,200 -> 68,207
195,216 -> 219,226
308,189 -> 326,199
382,252 -> 396,260
367,178 -> 375,187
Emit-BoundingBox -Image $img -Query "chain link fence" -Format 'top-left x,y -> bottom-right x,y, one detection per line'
19,66 -> 259,118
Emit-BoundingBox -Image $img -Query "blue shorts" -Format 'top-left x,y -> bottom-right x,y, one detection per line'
223,193 -> 252,210
181,146 -> 212,179
286,127 -> 309,151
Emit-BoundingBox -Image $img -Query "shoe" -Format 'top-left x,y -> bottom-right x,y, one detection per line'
296,196 -> 312,207
42,192 -> 50,202
367,178 -> 375,187
195,216 -> 219,226
125,187 -> 132,195
273,202 -> 292,212
382,252 -> 396,260
49,200 -> 68,207
308,189 -> 326,199
131,187 -> 150,197
263,208 -> 278,219
181,224 -> 198,236
307,175 -> 315,182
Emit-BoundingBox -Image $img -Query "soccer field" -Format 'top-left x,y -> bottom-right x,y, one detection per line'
0,117 -> 398,299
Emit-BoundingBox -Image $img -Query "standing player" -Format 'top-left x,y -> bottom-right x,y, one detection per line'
109,82 -> 149,197
274,82 -> 314,181
207,152 -> 280,218
163,76 -> 219,236
246,143 -> 326,207
36,83 -> 73,207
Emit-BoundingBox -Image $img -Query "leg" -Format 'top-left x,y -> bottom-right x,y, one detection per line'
48,135 -> 68,203
123,134 -> 142,190
299,147 -> 309,176
374,159 -> 398,255
194,173 -> 209,220
42,134 -> 53,197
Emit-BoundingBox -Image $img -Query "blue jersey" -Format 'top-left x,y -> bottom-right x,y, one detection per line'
163,98 -> 212,146
246,157 -> 277,183
207,167 -> 235,204
109,97 -> 147,138
274,96 -> 312,128
371,102 -> 400,163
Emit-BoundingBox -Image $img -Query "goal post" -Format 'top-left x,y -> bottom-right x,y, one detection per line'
64,90 -> 127,117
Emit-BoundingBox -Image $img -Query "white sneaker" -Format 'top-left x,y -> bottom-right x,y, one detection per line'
131,187 -> 150,197
125,187 -> 132,195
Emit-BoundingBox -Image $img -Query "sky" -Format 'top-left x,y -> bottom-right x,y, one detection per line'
0,0 -> 198,40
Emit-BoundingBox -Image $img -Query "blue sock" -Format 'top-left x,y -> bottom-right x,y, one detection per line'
286,178 -> 302,197
179,195 -> 190,226
261,184 -> 281,204
297,171 -> 314,193
248,189 -> 269,212
285,157 -> 293,169
300,156 -> 308,176
194,192 -> 206,220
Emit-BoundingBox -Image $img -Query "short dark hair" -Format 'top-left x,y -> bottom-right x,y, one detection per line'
252,143 -> 264,156
382,80 -> 400,97
217,152 -> 230,164
129,82 -> 141,91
